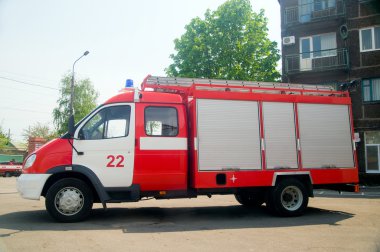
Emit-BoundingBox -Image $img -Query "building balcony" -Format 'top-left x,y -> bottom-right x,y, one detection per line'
284,0 -> 345,26
284,48 -> 349,75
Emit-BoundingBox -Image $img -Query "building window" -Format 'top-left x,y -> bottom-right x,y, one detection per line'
298,0 -> 337,23
365,131 -> 380,173
314,0 -> 336,11
312,33 -> 337,57
299,33 -> 337,71
362,78 -> 380,102
299,0 -> 313,23
300,33 -> 337,58
360,27 -> 380,52
145,107 -> 178,136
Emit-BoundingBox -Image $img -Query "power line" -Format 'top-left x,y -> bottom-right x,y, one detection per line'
0,84 -> 58,97
0,70 -> 57,84
0,96 -> 56,108
0,76 -> 59,90
0,106 -> 51,114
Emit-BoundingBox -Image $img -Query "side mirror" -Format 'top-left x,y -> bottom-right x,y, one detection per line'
68,115 -> 75,138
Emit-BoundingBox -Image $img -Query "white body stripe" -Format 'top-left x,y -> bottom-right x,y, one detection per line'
140,137 -> 188,150
194,137 -> 198,150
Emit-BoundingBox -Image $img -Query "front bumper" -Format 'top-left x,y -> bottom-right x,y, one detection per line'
17,174 -> 51,200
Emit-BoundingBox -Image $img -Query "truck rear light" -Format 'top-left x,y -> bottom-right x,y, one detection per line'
354,184 -> 360,193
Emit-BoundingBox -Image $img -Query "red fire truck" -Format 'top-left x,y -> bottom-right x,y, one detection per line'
17,75 -> 359,222
0,162 -> 22,177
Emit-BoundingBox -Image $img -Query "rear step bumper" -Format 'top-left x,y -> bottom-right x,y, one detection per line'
314,184 -> 360,193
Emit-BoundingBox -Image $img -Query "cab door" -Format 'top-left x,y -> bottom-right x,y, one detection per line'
133,103 -> 188,191
73,103 -> 135,187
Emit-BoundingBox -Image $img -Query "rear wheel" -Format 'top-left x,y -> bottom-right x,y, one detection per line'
45,178 -> 93,222
266,178 -> 308,217
235,193 -> 265,207
5,172 -> 11,177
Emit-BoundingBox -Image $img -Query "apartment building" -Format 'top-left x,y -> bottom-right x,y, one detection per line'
279,0 -> 380,181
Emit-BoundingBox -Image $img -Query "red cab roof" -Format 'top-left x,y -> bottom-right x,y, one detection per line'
104,89 -> 183,104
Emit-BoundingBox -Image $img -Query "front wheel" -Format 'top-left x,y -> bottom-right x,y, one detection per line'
45,178 -> 93,222
266,178 -> 309,217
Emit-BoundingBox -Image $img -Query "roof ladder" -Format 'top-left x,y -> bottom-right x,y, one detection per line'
142,76 -> 335,91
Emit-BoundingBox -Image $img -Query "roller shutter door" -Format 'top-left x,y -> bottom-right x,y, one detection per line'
263,102 -> 298,169
298,103 -> 354,168
197,99 -> 261,171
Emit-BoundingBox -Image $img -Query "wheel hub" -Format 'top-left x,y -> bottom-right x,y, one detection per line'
55,187 -> 84,216
281,186 -> 303,211
283,193 -> 293,202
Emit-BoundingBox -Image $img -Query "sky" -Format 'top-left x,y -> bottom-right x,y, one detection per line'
0,0 -> 281,142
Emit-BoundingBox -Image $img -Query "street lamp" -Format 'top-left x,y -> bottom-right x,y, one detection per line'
68,51 -> 89,137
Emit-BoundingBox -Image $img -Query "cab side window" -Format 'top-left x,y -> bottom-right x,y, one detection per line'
145,107 -> 178,136
80,105 -> 131,140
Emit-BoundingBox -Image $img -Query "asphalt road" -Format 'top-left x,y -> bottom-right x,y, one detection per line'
0,177 -> 380,252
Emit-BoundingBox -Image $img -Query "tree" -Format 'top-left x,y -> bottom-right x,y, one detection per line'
53,73 -> 99,135
0,124 -> 10,151
166,0 -> 280,82
22,122 -> 57,142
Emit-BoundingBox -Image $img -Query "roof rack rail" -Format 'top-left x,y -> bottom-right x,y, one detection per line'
141,75 -> 346,98
143,75 -> 334,90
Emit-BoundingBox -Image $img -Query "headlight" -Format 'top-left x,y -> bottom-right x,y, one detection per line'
24,154 -> 36,169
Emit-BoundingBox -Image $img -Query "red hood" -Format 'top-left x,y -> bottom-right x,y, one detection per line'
23,138 -> 73,174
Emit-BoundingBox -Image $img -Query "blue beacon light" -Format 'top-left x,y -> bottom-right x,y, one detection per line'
126,79 -> 134,88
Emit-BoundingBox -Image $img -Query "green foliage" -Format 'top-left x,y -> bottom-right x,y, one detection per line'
166,0 -> 280,82
53,73 -> 99,135
0,124 -> 10,151
22,122 -> 57,142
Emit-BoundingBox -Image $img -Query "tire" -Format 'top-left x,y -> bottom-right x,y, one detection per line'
5,172 -> 11,177
235,193 -> 265,207
266,178 -> 308,217
45,178 -> 94,222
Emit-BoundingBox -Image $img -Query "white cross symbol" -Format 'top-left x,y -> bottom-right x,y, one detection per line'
230,175 -> 237,183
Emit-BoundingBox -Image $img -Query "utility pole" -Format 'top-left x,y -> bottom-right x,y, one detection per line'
68,51 -> 89,136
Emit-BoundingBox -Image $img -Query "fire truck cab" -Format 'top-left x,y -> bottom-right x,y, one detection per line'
17,75 -> 359,222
